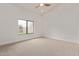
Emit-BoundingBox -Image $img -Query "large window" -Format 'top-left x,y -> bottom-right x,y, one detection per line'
18,20 -> 34,35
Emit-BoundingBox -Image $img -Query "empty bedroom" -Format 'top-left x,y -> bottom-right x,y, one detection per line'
0,3 -> 79,56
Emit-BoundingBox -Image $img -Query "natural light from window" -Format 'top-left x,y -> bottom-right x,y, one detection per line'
18,20 -> 34,35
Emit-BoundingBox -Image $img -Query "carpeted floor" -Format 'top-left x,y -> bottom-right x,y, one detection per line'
0,38 -> 79,56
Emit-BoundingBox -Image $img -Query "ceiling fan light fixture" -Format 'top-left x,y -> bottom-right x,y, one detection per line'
35,3 -> 52,16
40,3 -> 44,7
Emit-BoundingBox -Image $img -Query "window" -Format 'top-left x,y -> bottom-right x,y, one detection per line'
18,20 -> 34,35
28,21 -> 33,34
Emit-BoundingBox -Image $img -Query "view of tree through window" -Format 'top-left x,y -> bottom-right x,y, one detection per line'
18,20 -> 34,35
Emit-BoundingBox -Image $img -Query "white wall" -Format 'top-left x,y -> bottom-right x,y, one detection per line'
0,4 -> 43,45
43,4 -> 79,44
0,3 -> 79,45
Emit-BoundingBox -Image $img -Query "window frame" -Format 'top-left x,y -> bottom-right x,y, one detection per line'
18,19 -> 34,35
26,20 -> 34,34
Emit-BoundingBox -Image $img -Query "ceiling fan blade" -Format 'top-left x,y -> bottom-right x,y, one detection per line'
44,4 -> 51,6
35,4 -> 41,8
35,3 -> 51,8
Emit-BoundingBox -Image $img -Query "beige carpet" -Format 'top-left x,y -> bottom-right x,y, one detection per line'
0,38 -> 79,56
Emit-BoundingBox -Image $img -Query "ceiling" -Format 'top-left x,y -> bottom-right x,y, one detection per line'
13,3 -> 58,16
0,3 -> 79,16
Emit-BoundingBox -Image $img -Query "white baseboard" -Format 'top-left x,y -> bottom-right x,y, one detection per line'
43,35 -> 79,44
0,35 -> 78,47
0,35 -> 43,47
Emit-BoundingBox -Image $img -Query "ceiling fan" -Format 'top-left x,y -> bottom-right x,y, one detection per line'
35,3 -> 58,16
35,3 -> 51,8
35,3 -> 51,16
